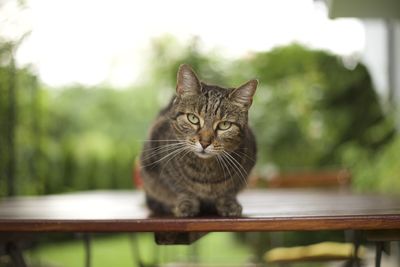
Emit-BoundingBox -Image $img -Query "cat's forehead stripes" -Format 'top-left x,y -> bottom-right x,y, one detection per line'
172,83 -> 248,129
199,85 -> 229,119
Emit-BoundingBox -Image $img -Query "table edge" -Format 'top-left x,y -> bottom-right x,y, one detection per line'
1,214 -> 400,232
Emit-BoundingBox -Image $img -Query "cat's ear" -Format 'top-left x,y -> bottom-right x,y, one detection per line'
229,80 -> 258,109
176,64 -> 201,97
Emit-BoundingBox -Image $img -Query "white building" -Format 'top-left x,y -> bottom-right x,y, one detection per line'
327,0 -> 400,113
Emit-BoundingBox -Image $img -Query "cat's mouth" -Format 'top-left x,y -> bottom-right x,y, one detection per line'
190,141 -> 218,159
195,150 -> 214,159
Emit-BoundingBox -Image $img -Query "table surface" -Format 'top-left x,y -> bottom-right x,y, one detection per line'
0,189 -> 400,232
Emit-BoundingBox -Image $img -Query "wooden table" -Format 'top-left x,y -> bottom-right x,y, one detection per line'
1,189 -> 400,266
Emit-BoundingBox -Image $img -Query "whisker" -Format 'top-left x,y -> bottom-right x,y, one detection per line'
160,147 -> 191,174
141,146 -> 188,168
232,150 -> 256,162
222,151 -> 248,187
178,148 -> 192,161
225,152 -> 249,180
138,139 -> 183,142
224,151 -> 248,174
141,143 -> 186,161
216,154 -> 232,188
215,155 -> 225,178
141,142 -> 186,153
221,153 -> 243,186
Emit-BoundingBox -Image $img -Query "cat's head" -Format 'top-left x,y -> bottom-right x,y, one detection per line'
169,64 -> 258,159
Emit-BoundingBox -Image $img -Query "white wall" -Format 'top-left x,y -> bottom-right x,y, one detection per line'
361,19 -> 400,111
361,20 -> 388,99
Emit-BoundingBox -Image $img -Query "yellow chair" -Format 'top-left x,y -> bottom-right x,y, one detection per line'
265,241 -> 365,264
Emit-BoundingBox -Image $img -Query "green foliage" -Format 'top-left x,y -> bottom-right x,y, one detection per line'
0,41 -> 17,196
34,85 -> 161,194
146,41 -> 394,172
145,35 -> 232,88
235,44 -> 394,171
29,233 -> 253,267
0,44 -> 162,195
140,39 -> 398,194
343,134 -> 400,194
0,36 -> 397,196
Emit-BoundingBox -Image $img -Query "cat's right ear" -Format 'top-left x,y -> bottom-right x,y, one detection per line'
176,64 -> 201,97
229,79 -> 258,109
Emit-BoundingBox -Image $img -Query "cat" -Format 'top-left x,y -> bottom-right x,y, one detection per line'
140,64 -> 258,217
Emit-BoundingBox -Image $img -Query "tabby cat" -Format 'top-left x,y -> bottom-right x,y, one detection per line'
140,64 -> 257,217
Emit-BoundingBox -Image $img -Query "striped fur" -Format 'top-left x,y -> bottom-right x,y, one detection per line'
140,64 -> 257,217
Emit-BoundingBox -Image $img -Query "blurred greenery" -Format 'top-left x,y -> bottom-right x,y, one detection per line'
143,38 -> 399,193
237,45 -> 395,170
1,10 -> 399,266
27,233 -> 253,267
0,36 -> 399,196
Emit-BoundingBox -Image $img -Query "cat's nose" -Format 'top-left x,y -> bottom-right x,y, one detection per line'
199,129 -> 213,149
199,140 -> 211,149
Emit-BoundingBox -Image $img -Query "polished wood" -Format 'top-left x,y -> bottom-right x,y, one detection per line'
253,170 -> 351,188
0,189 -> 399,232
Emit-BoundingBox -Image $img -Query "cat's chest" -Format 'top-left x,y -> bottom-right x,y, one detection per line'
179,160 -> 234,197
159,154 -> 238,197
179,158 -> 222,180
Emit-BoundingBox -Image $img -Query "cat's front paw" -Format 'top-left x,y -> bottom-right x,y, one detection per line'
216,197 -> 242,217
173,197 -> 200,217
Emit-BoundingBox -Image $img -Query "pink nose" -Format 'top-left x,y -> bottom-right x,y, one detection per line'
200,140 -> 211,149
199,129 -> 213,149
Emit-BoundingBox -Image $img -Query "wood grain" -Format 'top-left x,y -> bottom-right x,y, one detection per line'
0,189 -> 399,232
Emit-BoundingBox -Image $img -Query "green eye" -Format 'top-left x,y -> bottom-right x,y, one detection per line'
187,113 -> 200,124
218,121 -> 232,130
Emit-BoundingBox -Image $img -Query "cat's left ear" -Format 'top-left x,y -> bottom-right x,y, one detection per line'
176,64 -> 201,97
229,80 -> 258,109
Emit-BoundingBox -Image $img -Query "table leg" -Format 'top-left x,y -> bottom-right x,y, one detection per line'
155,232 -> 208,245
351,230 -> 362,267
352,242 -> 361,267
83,234 -> 91,267
375,242 -> 383,267
6,242 -> 27,267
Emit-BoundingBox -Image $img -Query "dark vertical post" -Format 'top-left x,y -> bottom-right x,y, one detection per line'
375,242 -> 383,267
386,20 -> 395,108
130,234 -> 146,267
6,242 -> 27,267
30,75 -> 44,194
83,234 -> 91,267
6,49 -> 17,196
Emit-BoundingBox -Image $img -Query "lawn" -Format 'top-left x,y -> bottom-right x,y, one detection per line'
27,232 -> 254,267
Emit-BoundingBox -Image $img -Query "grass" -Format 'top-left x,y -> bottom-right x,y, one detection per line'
27,232 -> 254,267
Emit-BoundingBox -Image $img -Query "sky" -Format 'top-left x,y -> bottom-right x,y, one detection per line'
1,0 -> 365,88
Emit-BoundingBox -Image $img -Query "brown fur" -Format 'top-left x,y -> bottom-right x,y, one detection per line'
140,64 -> 258,217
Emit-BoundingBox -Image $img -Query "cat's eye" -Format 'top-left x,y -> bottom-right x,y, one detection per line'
218,121 -> 232,130
187,113 -> 200,125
